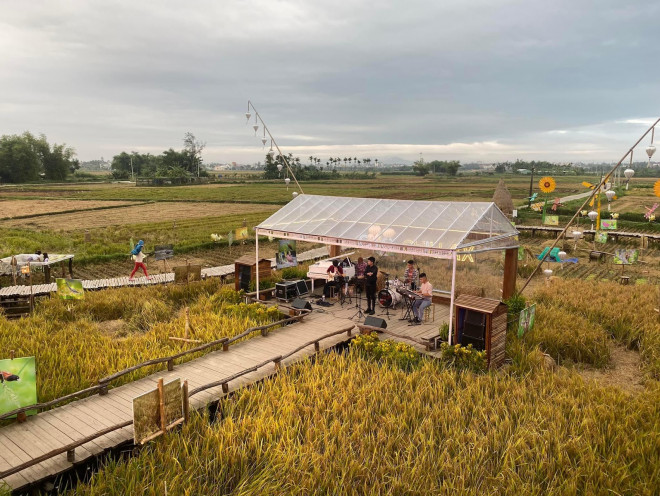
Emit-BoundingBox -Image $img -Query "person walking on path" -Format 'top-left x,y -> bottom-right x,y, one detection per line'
129,240 -> 150,280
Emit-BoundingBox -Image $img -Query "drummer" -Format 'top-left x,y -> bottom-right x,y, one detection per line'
410,273 -> 432,325
403,260 -> 419,289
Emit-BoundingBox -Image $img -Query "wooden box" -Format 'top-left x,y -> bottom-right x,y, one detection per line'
234,256 -> 272,291
453,294 -> 507,368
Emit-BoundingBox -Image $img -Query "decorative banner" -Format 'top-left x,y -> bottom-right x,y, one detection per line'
543,215 -> 559,226
0,356 -> 37,417
234,227 -> 248,240
276,240 -> 298,269
613,249 -> 639,265
600,219 -> 617,230
517,304 -> 536,338
595,232 -> 608,244
56,278 -> 85,300
456,245 -> 474,263
154,244 -> 174,261
132,378 -> 182,444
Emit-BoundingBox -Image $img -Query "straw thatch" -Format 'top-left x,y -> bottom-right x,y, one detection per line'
493,179 -> 514,215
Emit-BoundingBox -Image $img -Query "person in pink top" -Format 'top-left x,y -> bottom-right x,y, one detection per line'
410,273 -> 432,325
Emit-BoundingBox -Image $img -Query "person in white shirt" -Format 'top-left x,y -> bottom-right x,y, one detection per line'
410,273 -> 432,325
129,240 -> 150,280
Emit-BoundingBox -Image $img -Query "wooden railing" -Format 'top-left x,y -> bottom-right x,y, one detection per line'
0,306 -> 310,421
0,324 -> 356,481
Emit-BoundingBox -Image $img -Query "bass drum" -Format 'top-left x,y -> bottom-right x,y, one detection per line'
378,288 -> 402,308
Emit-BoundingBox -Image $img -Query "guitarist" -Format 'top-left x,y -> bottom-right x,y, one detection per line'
323,260 -> 344,299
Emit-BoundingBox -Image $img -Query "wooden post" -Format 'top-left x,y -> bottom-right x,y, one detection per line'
502,247 -> 518,300
167,359 -> 174,371
67,449 -> 76,463
182,380 -> 189,423
329,245 -> 341,258
314,341 -> 320,353
222,342 -> 229,352
157,378 -> 166,432
11,256 -> 16,285
10,350 -> 14,360
273,358 -> 282,371
221,383 -> 229,394
261,328 -> 268,337
17,412 -> 27,423
44,265 -> 50,284
99,383 -> 108,396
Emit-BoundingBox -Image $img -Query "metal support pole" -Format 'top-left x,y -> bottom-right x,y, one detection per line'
448,252 -> 457,346
255,232 -> 260,301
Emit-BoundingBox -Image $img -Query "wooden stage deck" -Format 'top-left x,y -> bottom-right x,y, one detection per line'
0,276 -> 448,492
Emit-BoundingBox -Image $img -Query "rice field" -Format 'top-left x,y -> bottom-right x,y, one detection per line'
0,199 -> 140,219
65,349 -> 660,496
0,281 -> 281,405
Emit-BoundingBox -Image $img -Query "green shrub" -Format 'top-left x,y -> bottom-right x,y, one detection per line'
351,332 -> 421,371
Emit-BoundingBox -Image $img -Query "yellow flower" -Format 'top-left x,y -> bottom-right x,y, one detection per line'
539,176 -> 556,194
654,179 -> 660,198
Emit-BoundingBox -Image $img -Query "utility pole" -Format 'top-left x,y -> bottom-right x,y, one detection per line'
528,165 -> 534,207
130,156 -> 134,182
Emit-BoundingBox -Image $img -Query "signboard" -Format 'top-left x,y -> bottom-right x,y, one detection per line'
613,249 -> 639,265
517,304 -> 536,338
20,265 -> 30,275
154,244 -> 174,261
173,265 -> 202,283
234,227 -> 248,241
595,232 -> 608,244
276,240 -> 298,269
543,215 -> 559,226
0,356 -> 37,417
56,278 -> 85,300
132,378 -> 183,444
601,219 -> 617,230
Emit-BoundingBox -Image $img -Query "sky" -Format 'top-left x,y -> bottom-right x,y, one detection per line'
1,0 -> 659,164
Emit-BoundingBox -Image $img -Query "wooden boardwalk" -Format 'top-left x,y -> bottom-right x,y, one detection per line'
0,286 -> 449,492
0,305 -> 354,491
0,247 -> 329,298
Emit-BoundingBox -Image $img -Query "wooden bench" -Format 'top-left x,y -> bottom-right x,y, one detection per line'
0,296 -> 31,319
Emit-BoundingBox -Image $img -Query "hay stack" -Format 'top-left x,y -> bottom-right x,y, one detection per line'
493,179 -> 514,216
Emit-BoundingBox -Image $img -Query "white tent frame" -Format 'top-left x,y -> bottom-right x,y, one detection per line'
254,195 -> 519,345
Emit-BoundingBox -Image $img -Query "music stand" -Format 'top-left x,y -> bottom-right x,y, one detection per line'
350,279 -> 365,320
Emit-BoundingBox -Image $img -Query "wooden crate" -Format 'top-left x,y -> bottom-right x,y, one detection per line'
453,294 -> 508,368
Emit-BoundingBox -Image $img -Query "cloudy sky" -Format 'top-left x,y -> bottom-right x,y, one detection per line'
1,0 -> 658,164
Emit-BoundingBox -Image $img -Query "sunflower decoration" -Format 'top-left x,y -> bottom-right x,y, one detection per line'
654,179 -> 660,198
539,176 -> 556,194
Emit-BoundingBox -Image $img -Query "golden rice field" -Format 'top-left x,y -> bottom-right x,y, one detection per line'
66,350 -> 660,496
0,199 -> 140,219
0,280 -> 281,405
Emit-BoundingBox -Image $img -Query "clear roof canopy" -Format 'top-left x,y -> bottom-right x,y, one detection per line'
256,195 -> 519,259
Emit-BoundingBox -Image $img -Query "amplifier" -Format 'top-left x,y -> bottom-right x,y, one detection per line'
275,281 -> 298,301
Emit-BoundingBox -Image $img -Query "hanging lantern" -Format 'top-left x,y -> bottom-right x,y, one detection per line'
253,124 -> 259,135
646,145 -> 656,159
605,190 -> 615,201
543,268 -> 553,278
383,228 -> 396,239
245,112 -> 251,122
587,210 -> 598,222
580,210 -> 588,217
277,164 -> 283,172
557,250 -> 566,260
624,168 -> 634,190
368,225 -> 382,237
292,192 -> 298,198
261,137 -> 267,146
572,231 -> 583,241
284,178 -> 290,185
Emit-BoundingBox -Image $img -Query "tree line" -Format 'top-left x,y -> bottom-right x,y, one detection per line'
110,132 -> 206,179
0,132 -> 79,183
412,160 -> 461,176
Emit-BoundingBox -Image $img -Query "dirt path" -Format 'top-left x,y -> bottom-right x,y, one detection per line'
578,343 -> 644,394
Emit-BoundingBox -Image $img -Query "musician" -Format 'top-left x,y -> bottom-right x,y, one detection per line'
410,273 -> 432,325
323,260 -> 344,298
403,260 -> 419,289
364,256 -> 378,314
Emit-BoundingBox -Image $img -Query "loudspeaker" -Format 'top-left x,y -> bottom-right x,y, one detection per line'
291,298 -> 312,310
364,316 -> 387,329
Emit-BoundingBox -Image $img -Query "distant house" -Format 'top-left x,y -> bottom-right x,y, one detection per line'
517,169 -> 531,174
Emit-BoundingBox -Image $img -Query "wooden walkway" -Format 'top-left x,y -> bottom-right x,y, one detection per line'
0,305 -> 353,491
0,247 -> 329,298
